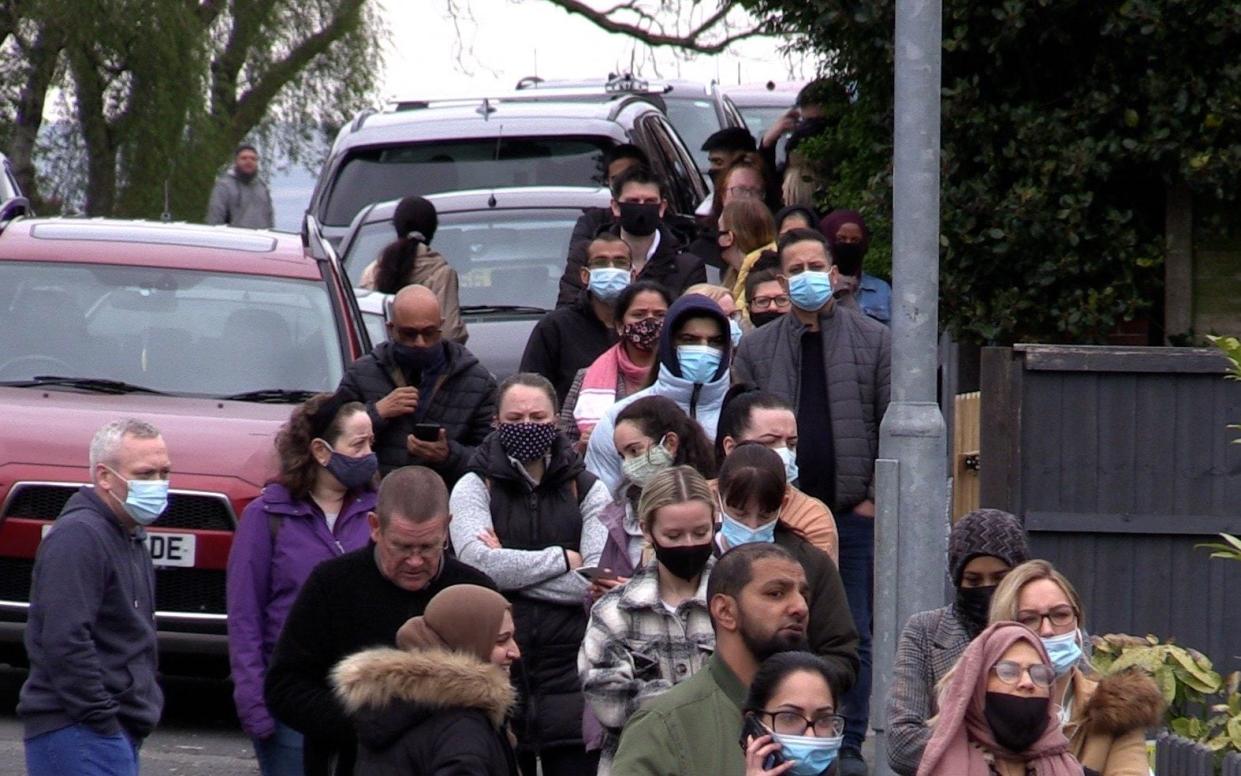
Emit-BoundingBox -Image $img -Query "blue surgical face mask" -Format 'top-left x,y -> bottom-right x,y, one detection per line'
775,446 -> 799,483
676,344 -> 723,384
729,318 -> 743,348
587,267 -> 630,302
773,732 -> 843,776
787,270 -> 832,311
105,467 -> 169,526
1042,630 -> 1083,677
719,509 -> 777,547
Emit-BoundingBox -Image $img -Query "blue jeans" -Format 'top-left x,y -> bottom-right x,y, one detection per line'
836,510 -> 874,751
252,722 -> 304,776
25,723 -> 140,776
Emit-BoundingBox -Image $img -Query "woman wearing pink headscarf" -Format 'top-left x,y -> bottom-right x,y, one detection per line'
917,622 -> 1084,776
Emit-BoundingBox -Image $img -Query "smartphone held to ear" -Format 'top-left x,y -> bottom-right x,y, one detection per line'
739,715 -> 784,769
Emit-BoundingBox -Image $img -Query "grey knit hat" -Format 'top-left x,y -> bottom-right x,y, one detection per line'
948,509 -> 1030,586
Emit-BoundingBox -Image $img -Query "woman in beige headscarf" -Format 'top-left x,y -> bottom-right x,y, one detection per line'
332,585 -> 520,775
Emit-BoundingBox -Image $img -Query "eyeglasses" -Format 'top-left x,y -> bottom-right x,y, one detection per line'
1015,605 -> 1076,631
750,294 -> 791,311
391,325 -> 442,344
991,660 -> 1055,689
752,710 -> 845,738
726,186 -> 763,200
385,535 -> 449,561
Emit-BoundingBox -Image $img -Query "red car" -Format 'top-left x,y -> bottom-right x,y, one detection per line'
0,216 -> 368,671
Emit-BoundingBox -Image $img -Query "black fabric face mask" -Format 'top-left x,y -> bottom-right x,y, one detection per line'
652,540 -> 714,581
618,202 -> 661,237
749,310 -> 785,328
984,692 -> 1051,753
954,584 -> 997,637
832,242 -> 866,277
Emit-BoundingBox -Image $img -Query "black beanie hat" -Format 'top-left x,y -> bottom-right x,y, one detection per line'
947,509 -> 1029,586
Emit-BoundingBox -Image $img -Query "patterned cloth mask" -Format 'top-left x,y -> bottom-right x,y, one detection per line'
497,422 -> 559,463
622,317 -> 662,351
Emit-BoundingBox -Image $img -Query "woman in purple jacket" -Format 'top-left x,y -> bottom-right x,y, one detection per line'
226,392 -> 378,776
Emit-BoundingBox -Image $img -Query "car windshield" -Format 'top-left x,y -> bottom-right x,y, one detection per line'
737,106 -> 792,143
662,98 -> 722,170
343,208 -> 579,311
322,137 -> 611,227
0,262 -> 344,396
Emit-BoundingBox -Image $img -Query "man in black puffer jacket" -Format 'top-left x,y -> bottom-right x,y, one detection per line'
336,285 -> 496,486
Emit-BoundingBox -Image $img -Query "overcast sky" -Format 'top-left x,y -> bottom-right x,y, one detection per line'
379,0 -> 814,99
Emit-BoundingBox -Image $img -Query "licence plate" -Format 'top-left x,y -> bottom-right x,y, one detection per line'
41,524 -> 197,568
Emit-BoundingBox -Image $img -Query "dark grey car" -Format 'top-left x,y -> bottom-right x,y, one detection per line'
342,186 -> 614,379
311,97 -> 708,248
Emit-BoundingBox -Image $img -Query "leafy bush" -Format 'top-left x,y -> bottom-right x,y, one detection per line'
741,0 -> 1241,344
1092,633 -> 1241,752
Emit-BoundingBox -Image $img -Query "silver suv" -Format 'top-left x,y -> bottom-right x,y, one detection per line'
309,95 -> 709,247
344,186 -> 614,379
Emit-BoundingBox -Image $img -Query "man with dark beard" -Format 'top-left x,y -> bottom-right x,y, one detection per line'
206,144 -> 274,228
609,544 -> 814,776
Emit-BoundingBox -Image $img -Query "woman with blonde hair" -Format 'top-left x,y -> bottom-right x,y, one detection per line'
717,199 -> 777,303
684,282 -> 745,347
988,560 -> 1163,776
578,465 -> 717,774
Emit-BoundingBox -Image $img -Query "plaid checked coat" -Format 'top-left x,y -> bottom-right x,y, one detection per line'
885,605 -> 972,775
577,557 -> 715,772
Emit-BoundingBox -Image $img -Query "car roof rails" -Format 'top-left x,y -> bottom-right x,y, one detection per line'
0,196 -> 31,235
350,108 -> 377,133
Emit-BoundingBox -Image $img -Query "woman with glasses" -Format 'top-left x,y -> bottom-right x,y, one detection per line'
917,622 -> 1084,776
885,510 -> 1030,775
579,466 -> 717,775
988,561 -> 1163,776
745,269 -> 793,329
742,651 -> 847,776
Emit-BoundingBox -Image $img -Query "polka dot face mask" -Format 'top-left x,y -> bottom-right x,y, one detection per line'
497,421 -> 560,463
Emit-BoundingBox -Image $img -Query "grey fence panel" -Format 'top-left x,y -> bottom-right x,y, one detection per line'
1223,751 -> 1241,776
981,345 -> 1241,673
1155,732 -> 1215,775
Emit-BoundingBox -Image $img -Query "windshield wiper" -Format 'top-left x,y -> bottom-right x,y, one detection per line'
221,388 -> 318,403
460,304 -> 547,315
1,376 -> 167,395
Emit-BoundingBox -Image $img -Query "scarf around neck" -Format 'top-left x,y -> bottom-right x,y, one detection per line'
573,343 -> 651,432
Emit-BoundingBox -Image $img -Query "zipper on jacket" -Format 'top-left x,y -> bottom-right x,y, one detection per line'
688,383 -> 703,418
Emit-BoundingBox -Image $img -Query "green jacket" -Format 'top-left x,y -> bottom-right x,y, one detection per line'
610,654 -> 747,776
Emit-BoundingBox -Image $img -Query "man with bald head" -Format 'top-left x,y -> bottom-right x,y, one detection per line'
265,466 -> 495,775
337,285 -> 496,485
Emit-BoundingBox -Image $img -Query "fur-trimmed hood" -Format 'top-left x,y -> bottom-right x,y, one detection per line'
1075,668 -> 1166,737
332,647 -> 516,749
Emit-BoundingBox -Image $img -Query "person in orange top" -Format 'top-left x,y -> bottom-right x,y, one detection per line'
711,389 -> 837,564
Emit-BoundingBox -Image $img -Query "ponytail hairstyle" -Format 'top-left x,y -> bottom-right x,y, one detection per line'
374,196 -> 439,295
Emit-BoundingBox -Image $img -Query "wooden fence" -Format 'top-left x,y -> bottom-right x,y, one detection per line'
979,345 -> 1241,672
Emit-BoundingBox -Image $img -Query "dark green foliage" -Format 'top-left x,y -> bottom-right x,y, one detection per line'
1,0 -> 382,220
742,0 -> 1241,344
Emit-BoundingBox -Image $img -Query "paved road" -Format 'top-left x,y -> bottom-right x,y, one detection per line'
0,664 -> 257,775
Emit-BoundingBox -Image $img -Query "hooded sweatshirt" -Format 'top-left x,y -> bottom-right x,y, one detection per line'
584,293 -> 733,494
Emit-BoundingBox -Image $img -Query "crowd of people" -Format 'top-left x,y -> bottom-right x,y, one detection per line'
18,81 -> 1166,776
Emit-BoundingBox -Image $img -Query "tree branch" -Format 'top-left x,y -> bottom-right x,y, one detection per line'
539,0 -> 771,54
230,0 -> 366,137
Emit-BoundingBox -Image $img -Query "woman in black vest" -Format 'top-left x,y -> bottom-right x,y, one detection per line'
449,372 -> 611,776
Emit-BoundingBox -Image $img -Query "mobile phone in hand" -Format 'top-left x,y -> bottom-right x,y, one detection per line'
413,423 -> 442,442
739,715 -> 783,768
574,566 -> 618,583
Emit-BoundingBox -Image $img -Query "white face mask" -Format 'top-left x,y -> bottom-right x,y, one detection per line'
775,446 -> 799,483
621,435 -> 674,488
